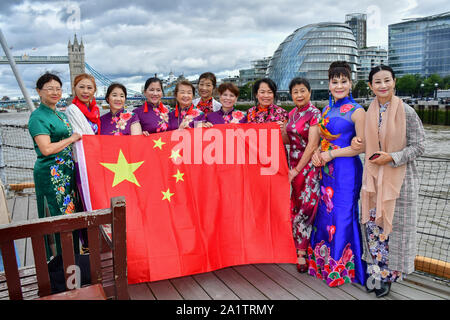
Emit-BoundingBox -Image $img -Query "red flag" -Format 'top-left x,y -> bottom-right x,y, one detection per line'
75,123 -> 296,284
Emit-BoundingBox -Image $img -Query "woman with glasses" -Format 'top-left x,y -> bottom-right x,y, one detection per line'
28,72 -> 82,260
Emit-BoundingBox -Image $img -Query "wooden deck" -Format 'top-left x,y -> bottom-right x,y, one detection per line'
5,195 -> 450,300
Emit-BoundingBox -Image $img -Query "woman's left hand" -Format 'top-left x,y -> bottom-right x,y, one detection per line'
319,151 -> 332,164
288,168 -> 299,183
369,151 -> 393,166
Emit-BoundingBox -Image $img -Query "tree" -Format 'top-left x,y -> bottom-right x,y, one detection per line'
238,82 -> 254,101
396,74 -> 421,97
353,80 -> 369,98
1,96 -> 9,101
422,74 -> 444,97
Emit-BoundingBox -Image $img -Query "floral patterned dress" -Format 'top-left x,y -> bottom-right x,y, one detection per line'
307,97 -> 367,287
191,108 -> 248,126
133,101 -> 171,133
28,103 -> 79,259
100,108 -> 140,135
168,105 -> 204,130
286,102 -> 321,252
247,104 -> 288,123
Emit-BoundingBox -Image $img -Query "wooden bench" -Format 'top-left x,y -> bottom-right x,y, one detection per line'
0,196 -> 128,300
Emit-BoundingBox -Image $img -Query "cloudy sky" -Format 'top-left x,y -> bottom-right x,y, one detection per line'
0,0 -> 448,98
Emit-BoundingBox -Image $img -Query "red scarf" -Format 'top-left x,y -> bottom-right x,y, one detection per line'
175,103 -> 195,118
144,101 -> 167,113
72,96 -> 101,134
196,98 -> 213,114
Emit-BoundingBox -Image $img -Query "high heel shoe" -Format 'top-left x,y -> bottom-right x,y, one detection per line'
375,281 -> 391,298
296,252 -> 308,273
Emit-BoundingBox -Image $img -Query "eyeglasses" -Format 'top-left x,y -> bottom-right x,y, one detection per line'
41,87 -> 62,93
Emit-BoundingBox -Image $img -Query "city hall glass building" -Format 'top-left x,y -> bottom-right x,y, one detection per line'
388,12 -> 450,77
267,23 -> 358,100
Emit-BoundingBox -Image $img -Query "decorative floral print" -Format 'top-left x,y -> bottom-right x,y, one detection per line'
153,104 -> 170,132
110,110 -> 136,136
339,104 -> 356,115
247,104 -> 288,123
308,241 -> 356,287
197,98 -> 213,114
366,208 -> 403,283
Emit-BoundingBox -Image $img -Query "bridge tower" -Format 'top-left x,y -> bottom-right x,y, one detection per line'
68,34 -> 85,94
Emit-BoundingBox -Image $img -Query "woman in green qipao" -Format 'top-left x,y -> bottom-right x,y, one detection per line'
28,73 -> 82,260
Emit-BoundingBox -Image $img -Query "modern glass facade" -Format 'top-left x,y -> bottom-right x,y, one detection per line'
345,13 -> 367,49
389,12 -> 450,77
357,46 -> 387,82
267,23 -> 358,99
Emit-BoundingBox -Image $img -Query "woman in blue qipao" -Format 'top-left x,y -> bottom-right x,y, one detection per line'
309,61 -> 367,287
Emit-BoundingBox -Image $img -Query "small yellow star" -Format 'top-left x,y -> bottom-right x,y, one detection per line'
172,169 -> 184,183
161,188 -> 174,202
169,149 -> 182,161
153,137 -> 166,150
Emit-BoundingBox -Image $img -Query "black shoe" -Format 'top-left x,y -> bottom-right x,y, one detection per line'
365,282 -> 375,293
375,281 -> 391,298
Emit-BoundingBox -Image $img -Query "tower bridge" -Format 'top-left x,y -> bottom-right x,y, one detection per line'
0,34 -> 144,97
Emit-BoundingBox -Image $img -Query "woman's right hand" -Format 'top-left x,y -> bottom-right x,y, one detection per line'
311,149 -> 324,167
142,131 -> 150,136
351,136 -> 363,151
71,132 -> 82,143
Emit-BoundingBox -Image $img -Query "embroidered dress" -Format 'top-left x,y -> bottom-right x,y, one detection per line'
247,104 -> 288,123
168,105 -> 204,130
307,96 -> 367,287
133,102 -> 171,133
100,108 -> 140,136
196,98 -> 214,114
191,108 -> 248,127
286,102 -> 321,251
28,103 -> 80,260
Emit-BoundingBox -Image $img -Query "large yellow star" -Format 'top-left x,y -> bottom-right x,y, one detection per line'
100,150 -> 144,187
172,169 -> 184,183
153,137 -> 166,150
161,188 -> 174,202
169,149 -> 182,161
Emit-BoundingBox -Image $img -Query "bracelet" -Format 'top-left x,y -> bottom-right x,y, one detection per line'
294,167 -> 300,173
328,150 -> 334,160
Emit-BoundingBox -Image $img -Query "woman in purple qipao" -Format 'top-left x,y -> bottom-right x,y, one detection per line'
191,82 -> 247,128
100,83 -> 142,136
133,77 -> 172,135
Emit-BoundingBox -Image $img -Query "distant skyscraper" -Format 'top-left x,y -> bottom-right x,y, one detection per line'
357,46 -> 388,82
389,12 -> 450,77
345,13 -> 367,49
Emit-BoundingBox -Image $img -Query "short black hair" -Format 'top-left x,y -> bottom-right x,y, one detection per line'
199,72 -> 217,88
368,65 -> 396,83
289,77 -> 311,94
252,78 -> 277,102
328,61 -> 352,81
105,83 -> 127,103
143,77 -> 164,95
36,72 -> 62,89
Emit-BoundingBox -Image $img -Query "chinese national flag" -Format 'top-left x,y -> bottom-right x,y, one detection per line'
75,123 -> 296,284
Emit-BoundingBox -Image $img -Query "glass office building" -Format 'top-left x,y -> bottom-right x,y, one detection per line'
389,12 -> 450,77
346,13 -> 367,49
357,46 -> 388,82
267,23 -> 358,99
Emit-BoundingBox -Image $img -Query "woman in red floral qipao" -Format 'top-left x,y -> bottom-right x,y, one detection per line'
280,78 -> 321,273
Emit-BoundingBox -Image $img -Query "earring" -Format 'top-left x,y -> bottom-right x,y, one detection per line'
349,90 -> 356,103
329,91 -> 333,108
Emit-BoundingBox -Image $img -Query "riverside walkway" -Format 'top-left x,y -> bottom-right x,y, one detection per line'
3,194 -> 449,301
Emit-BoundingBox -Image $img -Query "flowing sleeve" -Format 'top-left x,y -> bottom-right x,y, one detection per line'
389,103 -> 426,167
65,104 -> 95,135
